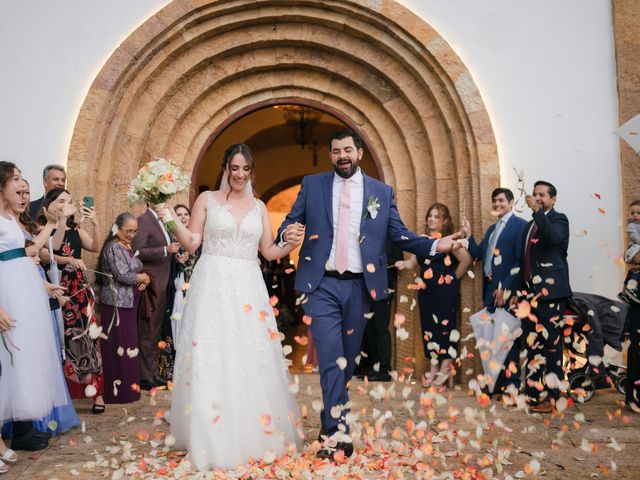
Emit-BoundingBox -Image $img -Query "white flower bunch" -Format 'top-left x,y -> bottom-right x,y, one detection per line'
127,157 -> 190,204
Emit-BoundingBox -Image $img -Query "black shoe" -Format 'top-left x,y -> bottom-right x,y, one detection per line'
153,375 -> 168,387
140,379 -> 156,391
366,372 -> 392,382
11,434 -> 48,452
32,430 -> 52,440
317,441 -> 354,460
92,403 -> 106,414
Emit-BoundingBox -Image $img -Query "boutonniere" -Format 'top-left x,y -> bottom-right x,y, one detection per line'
364,195 -> 381,219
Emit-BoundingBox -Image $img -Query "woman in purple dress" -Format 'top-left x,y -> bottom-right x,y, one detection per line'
98,213 -> 150,404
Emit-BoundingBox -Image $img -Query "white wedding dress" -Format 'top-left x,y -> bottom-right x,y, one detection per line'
170,193 -> 303,471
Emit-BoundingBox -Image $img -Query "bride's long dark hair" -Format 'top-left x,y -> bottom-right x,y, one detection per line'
221,143 -> 256,200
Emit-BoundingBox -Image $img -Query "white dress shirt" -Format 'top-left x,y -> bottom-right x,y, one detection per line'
327,169 -> 364,273
484,211 -> 512,276
149,208 -> 171,256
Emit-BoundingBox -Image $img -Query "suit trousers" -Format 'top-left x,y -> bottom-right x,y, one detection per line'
304,276 -> 370,436
138,293 -> 166,381
522,299 -> 567,403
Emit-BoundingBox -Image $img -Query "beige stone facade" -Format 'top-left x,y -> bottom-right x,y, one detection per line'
613,0 -> 640,213
67,0 -> 500,376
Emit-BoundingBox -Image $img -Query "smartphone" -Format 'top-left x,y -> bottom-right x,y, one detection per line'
83,196 -> 94,209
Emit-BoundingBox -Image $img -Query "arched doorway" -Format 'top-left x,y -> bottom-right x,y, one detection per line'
66,0 -> 499,376
194,101 -> 383,370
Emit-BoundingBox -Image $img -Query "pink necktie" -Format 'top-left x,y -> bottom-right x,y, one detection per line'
335,178 -> 351,273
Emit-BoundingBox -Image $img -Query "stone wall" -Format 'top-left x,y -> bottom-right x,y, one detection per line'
66,0 -> 500,378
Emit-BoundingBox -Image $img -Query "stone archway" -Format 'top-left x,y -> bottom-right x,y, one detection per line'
68,0 -> 499,374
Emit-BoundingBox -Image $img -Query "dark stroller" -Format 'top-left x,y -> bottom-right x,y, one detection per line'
564,292 -> 629,402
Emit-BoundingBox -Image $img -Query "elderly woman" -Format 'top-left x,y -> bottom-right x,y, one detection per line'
98,213 -> 150,405
396,202 -> 471,389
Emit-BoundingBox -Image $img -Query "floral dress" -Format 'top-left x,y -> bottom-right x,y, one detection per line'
54,227 -> 104,399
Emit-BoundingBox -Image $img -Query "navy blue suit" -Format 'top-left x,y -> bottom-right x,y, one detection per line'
278,171 -> 434,436
468,213 -> 527,393
468,214 -> 527,308
516,208 -> 572,403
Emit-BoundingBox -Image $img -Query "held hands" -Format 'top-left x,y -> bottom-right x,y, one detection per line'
153,204 -> 174,222
525,195 -> 540,213
80,206 -> 97,226
283,223 -> 305,245
436,231 -> 466,253
0,307 -> 15,331
492,288 -> 506,308
45,282 -> 67,299
137,272 -> 151,291
43,205 -> 59,226
168,242 -> 181,254
67,258 -> 87,271
394,260 -> 411,271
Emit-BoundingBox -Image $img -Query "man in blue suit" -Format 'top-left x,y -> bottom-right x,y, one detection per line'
512,180 -> 572,413
278,129 -> 461,459
462,188 -> 527,396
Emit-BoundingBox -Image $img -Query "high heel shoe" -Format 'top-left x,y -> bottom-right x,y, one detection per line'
432,359 -> 453,388
422,363 -> 439,388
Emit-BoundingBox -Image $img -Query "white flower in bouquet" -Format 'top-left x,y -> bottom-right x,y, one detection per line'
128,157 -> 191,231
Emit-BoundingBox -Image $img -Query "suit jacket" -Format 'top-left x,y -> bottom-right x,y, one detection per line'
468,213 -> 527,307
515,208 -> 572,300
131,209 -> 171,297
277,171 -> 434,300
29,196 -> 44,219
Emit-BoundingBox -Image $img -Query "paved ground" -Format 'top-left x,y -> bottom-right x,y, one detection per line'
3,373 -> 639,479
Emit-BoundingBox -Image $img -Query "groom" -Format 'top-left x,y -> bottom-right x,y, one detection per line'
278,129 -> 461,459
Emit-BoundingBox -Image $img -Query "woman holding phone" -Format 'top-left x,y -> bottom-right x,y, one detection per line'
41,188 -> 105,413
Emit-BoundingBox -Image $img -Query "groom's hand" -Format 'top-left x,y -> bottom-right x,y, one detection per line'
284,223 -> 305,245
435,231 -> 464,253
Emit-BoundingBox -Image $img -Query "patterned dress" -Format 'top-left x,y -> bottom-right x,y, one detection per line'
54,227 -> 104,399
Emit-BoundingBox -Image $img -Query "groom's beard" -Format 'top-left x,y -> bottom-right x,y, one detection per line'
333,158 -> 360,179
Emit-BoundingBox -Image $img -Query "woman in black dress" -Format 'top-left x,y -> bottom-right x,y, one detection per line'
42,188 -> 104,412
396,203 -> 471,389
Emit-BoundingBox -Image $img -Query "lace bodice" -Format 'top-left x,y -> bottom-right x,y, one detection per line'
202,193 -> 262,260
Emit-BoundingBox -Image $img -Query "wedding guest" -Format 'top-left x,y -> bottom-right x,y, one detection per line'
98,213 -> 150,404
9,181 -> 80,436
43,188 -> 105,413
396,203 -> 472,389
462,188 -> 527,397
0,162 -> 68,452
131,203 -> 180,390
29,164 -> 66,220
159,204 -> 200,379
23,240 -> 80,434
512,180 -> 571,413
357,241 -> 403,382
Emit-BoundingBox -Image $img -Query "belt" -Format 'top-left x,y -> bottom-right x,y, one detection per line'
0,248 -> 26,261
324,270 -> 364,280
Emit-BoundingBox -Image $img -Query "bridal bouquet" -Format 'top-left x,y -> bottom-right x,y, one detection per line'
127,157 -> 190,231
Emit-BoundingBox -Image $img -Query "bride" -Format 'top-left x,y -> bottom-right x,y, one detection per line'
159,144 -> 305,471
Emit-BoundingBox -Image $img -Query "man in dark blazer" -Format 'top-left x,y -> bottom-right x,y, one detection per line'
463,188 -> 527,396
132,207 -> 180,390
278,129 -> 461,459
29,164 -> 66,219
513,180 -> 572,413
